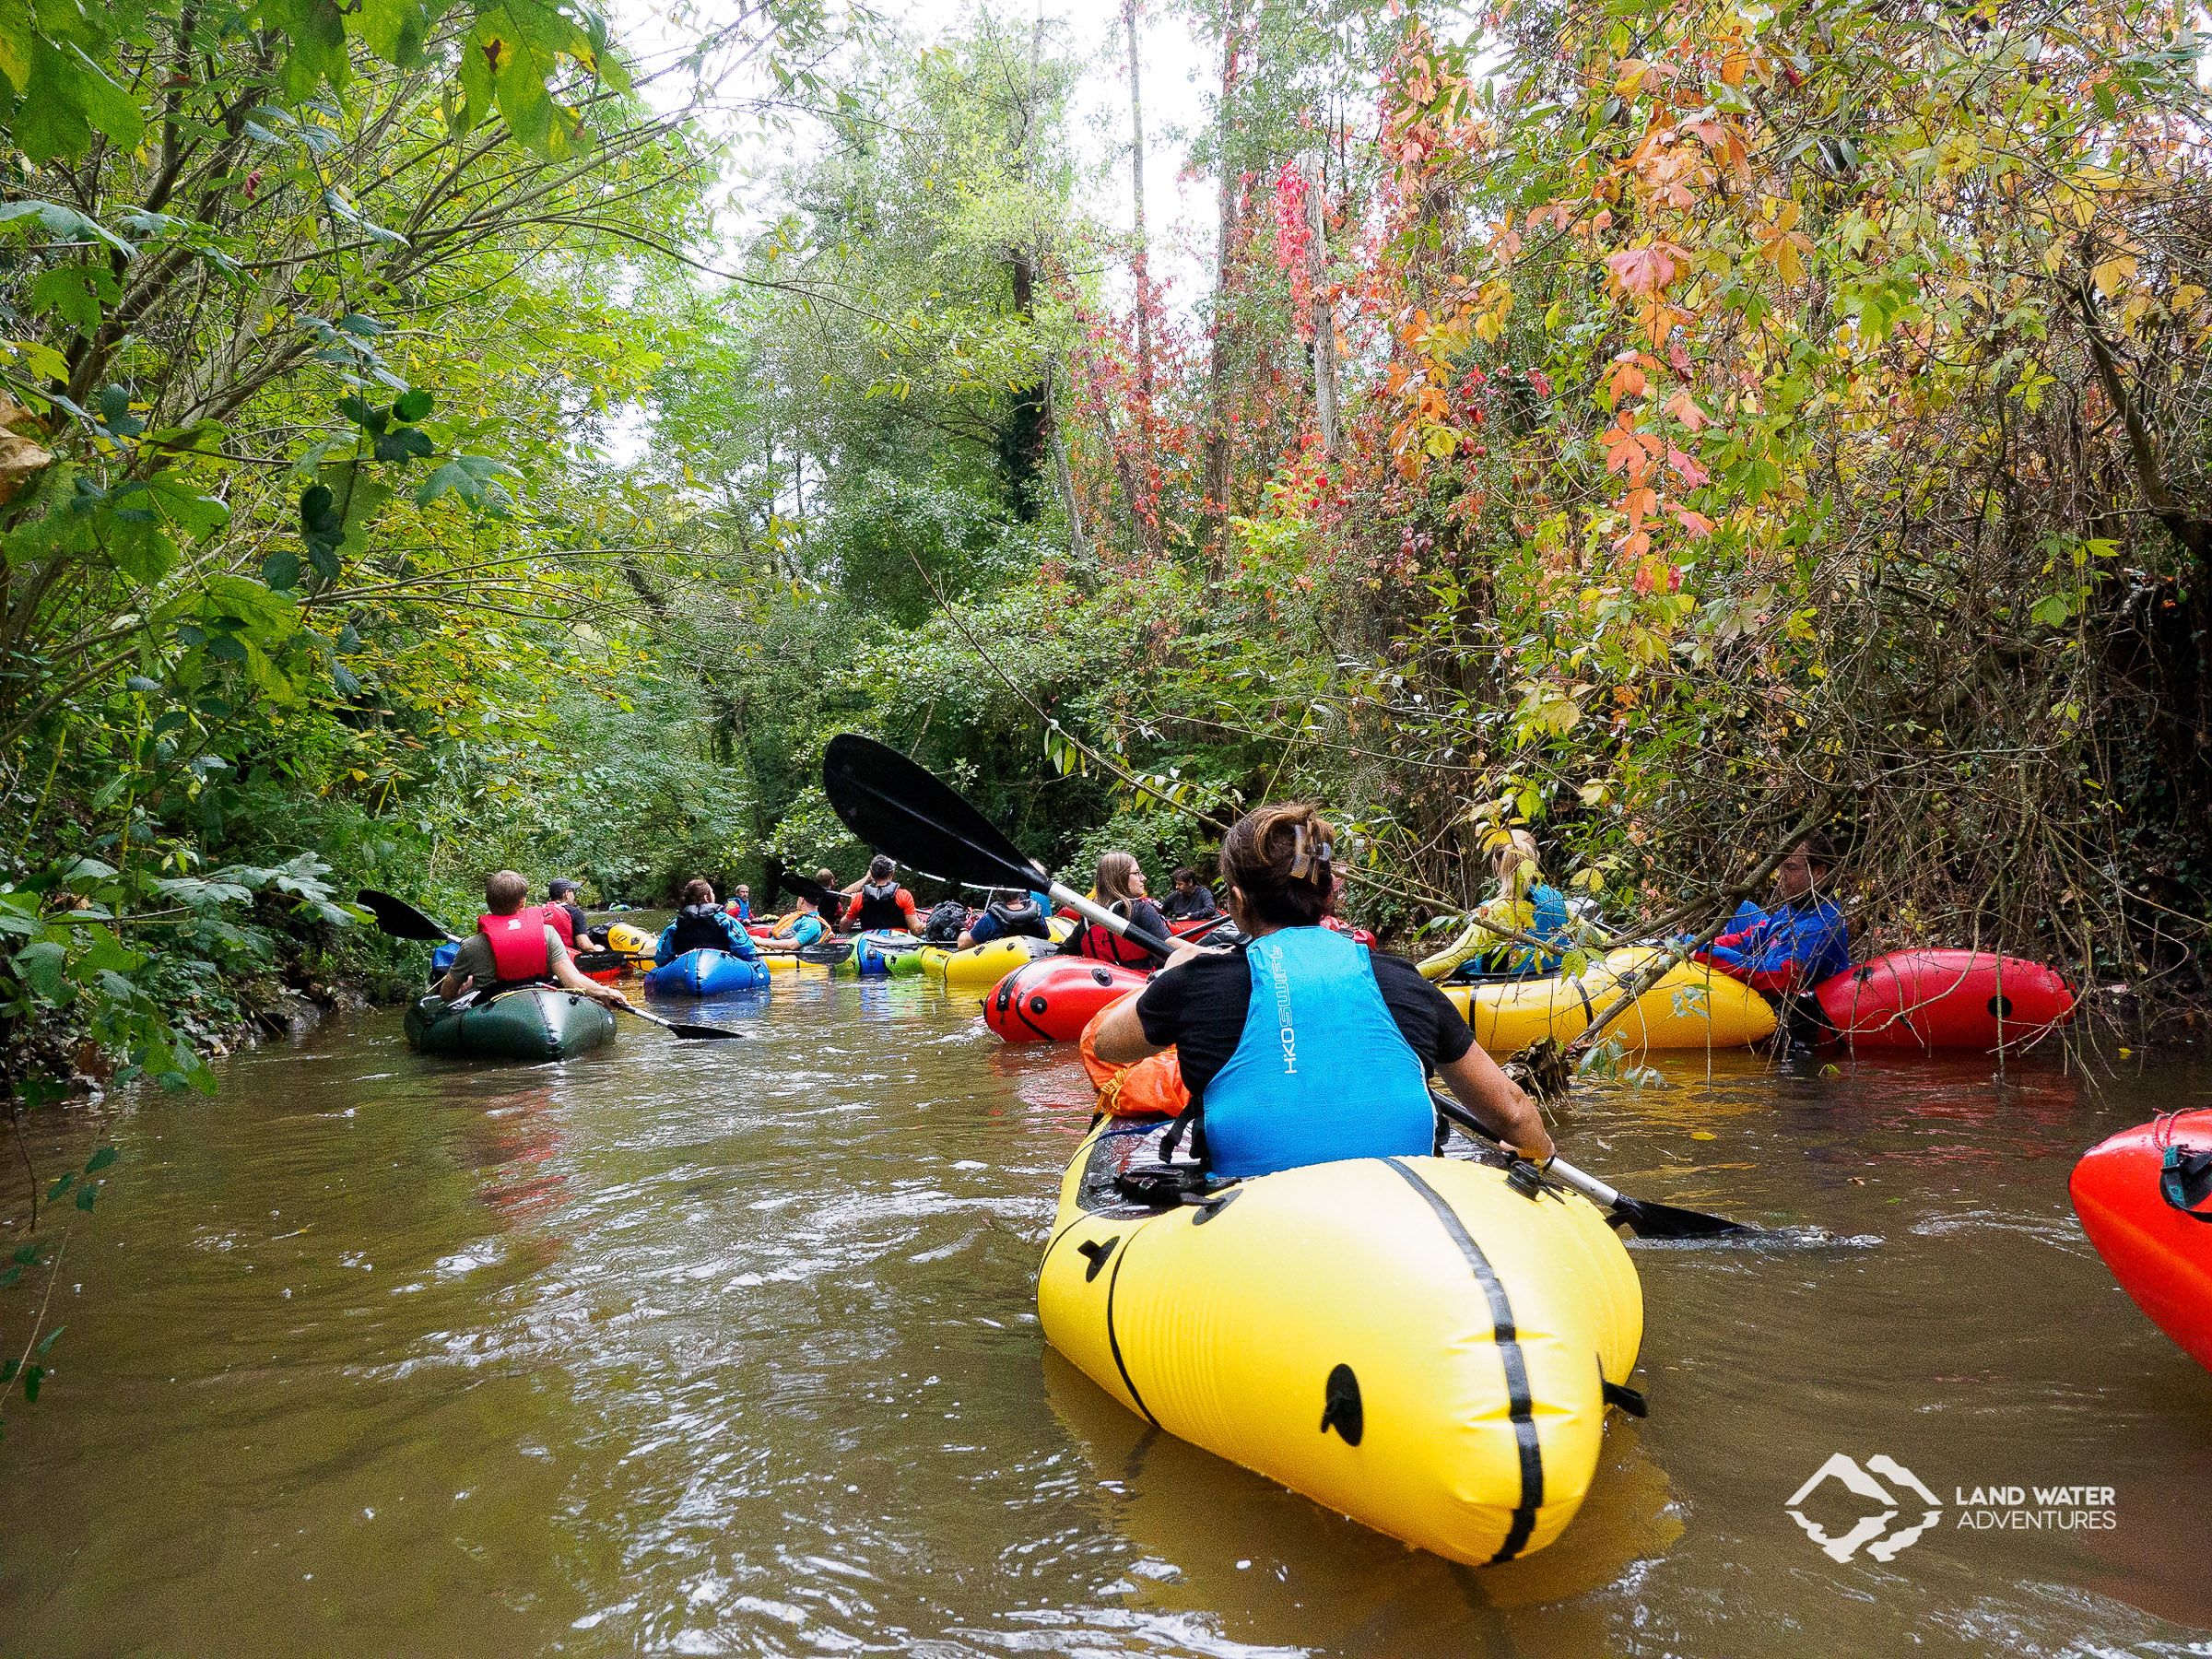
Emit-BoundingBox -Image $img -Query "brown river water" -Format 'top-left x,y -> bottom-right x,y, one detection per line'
2,959 -> 2210,1657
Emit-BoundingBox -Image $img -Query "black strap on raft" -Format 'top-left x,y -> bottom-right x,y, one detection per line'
2160,1144 -> 2212,1223
1603,1380 -> 1651,1418
1159,1098 -> 1207,1172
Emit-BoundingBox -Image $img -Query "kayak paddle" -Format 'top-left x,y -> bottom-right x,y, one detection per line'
358,888 -> 456,942
355,889 -> 743,1041
613,1003 -> 746,1041
821,735 -> 1177,959
1428,1089 -> 1754,1240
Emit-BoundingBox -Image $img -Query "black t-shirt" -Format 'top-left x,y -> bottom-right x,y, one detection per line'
1135,938 -> 1474,1102
1159,885 -> 1221,921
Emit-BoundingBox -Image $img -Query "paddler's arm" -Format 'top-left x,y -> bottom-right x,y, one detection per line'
1089,994 -> 1165,1065
1435,1046 -> 1555,1164
550,942 -> 630,1008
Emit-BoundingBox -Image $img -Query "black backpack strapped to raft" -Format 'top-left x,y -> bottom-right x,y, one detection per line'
2161,1141 -> 2212,1222
923,900 -> 970,943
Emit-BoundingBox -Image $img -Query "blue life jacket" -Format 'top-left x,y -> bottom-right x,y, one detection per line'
1201,926 -> 1436,1179
1474,881 -> 1575,973
1705,896 -> 1850,993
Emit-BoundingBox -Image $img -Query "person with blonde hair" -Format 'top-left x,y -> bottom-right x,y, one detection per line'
1062,849 -> 1171,968
1418,827 -> 1581,981
1091,804 -> 1551,1179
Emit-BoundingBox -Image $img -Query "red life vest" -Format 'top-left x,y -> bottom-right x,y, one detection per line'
540,902 -> 576,950
477,912 -> 551,983
1079,905 -> 1160,969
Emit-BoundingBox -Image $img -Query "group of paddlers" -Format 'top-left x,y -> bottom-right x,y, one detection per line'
430,808 -> 1847,1182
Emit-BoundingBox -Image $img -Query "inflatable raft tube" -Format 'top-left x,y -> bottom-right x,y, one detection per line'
1443,947 -> 1775,1053
2070,1110 -> 2212,1373
641,947 -> 771,996
404,986 -> 615,1061
920,933 -> 1059,991
1038,1117 -> 1643,1566
1816,950 -> 2075,1050
855,930 -> 924,977
984,957 -> 1149,1042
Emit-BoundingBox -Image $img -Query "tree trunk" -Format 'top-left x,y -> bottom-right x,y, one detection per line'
1124,0 -> 1152,403
1199,2 -> 1243,559
1306,152 -> 1338,458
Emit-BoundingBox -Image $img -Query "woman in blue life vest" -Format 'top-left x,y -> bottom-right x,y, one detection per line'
1088,804 -> 1553,1179
653,878 -> 761,965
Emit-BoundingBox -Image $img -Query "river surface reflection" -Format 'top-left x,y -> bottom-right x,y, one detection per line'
1,967 -> 2207,1656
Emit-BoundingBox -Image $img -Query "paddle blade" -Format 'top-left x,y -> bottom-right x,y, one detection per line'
796,940 -> 853,967
357,888 -> 457,943
616,1004 -> 745,1041
822,734 -> 1046,893
1612,1196 -> 1755,1240
782,873 -> 843,913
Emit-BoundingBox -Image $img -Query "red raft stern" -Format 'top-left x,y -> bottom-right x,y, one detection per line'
2071,1110 -> 2212,1373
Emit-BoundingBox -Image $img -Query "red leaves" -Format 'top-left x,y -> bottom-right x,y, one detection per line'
1604,241 -> 1687,297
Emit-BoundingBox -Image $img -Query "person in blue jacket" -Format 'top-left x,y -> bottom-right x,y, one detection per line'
1691,832 -> 1849,996
655,879 -> 761,965
1089,802 -> 1552,1179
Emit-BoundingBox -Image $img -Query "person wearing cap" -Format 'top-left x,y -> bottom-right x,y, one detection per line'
546,878 -> 604,951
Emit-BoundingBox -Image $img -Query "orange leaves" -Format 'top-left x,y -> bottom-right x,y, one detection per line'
1604,241 -> 1686,298
1602,414 -> 1664,484
1608,359 -> 1648,403
1663,389 -> 1709,430
1753,199 -> 1813,285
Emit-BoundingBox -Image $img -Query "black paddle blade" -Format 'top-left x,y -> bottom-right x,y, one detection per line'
616,1005 -> 745,1041
782,873 -> 842,913
797,940 -> 854,967
357,888 -> 457,943
822,734 -> 1047,892
1610,1195 -> 1755,1240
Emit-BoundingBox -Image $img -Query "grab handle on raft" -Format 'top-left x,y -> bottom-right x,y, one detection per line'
1427,1088 -> 1755,1240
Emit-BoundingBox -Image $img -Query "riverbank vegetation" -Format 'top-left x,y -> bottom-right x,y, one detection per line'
5,0 -> 2209,1124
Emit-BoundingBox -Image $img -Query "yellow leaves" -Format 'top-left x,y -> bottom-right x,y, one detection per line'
1754,216 -> 1813,284
1720,51 -> 1747,87
2092,253 -> 2138,298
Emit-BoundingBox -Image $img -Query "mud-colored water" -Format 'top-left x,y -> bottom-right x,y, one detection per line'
2,963 -> 2208,1656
